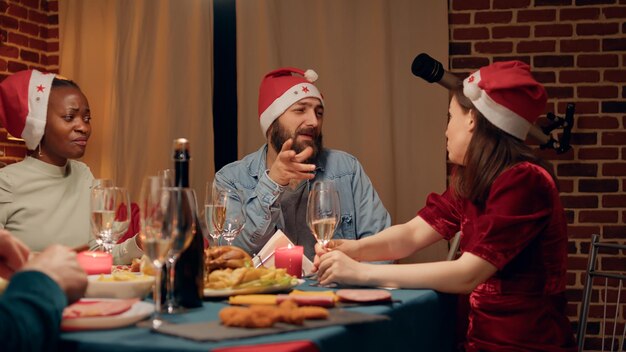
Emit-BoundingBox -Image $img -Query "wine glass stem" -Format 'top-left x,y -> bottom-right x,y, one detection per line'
152,265 -> 163,328
166,257 -> 177,313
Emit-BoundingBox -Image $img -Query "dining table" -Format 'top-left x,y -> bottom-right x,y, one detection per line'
59,280 -> 457,352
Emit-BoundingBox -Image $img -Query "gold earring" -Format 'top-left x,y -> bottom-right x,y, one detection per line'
38,144 -> 43,157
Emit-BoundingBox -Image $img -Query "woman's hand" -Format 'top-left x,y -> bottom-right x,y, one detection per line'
316,249 -> 366,286
0,230 -> 30,279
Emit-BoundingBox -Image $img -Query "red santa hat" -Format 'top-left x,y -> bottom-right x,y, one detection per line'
258,67 -> 324,135
0,69 -> 56,150
462,61 -> 547,140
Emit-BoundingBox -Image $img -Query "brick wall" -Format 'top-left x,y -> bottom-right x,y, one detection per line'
0,0 -> 59,165
449,0 -> 626,350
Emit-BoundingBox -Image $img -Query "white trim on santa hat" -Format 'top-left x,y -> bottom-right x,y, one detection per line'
23,71 -> 55,150
259,82 -> 322,135
463,70 -> 531,140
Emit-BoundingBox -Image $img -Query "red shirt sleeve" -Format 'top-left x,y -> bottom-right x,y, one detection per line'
418,188 -> 463,241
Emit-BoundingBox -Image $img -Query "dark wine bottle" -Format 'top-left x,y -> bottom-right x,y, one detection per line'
170,138 -> 204,308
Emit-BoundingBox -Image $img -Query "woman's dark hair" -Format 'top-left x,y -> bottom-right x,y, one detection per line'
52,77 -> 81,90
450,89 -> 557,207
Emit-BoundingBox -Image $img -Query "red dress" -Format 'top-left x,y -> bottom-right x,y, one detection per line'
418,162 -> 577,351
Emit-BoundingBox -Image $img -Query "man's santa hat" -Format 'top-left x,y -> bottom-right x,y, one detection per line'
258,67 -> 324,135
463,61 -> 547,140
0,70 -> 56,150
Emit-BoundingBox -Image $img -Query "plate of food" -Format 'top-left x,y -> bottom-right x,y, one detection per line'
203,266 -> 299,298
86,271 -> 155,299
61,298 -> 153,331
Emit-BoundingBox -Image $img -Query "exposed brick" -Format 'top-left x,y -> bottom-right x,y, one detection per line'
0,15 -> 19,29
579,178 -> 618,192
561,195 -> 599,208
602,256 -> 626,270
475,41 -> 513,54
451,0 -> 490,10
559,179 -> 575,192
517,40 -> 556,53
603,38 -> 626,51
19,49 -> 38,63
449,13 -> 471,25
578,85 -> 619,99
450,57 -> 490,69
603,163 -> 626,176
534,55 -> 574,67
493,55 -> 531,63
578,147 -> 619,159
48,1 -> 58,12
567,225 -> 601,239
20,0 -> 40,8
453,27 -> 489,40
493,25 -> 531,38
28,9 -> 47,24
28,37 -> 45,51
565,209 -> 575,223
19,20 -> 39,36
558,163 -> 598,177
566,271 -> 577,285
536,147 -> 574,161
494,0 -> 531,8
450,42 -> 471,55
560,39 -> 600,52
603,195 -> 626,207
47,41 -> 58,52
0,1 -> 8,12
605,70 -> 626,82
568,256 -> 590,270
576,0 -> 617,4
602,101 -> 626,113
567,240 -> 577,254
535,0 -> 572,5
577,23 -> 619,36
569,132 -> 597,145
560,7 -> 600,20
579,210 -> 619,223
603,6 -> 626,18
475,11 -> 514,24
604,226 -> 626,238
8,3 -> 28,19
0,58 -> 6,71
558,101 -> 598,114
578,54 -> 619,67
41,54 -> 58,66
546,86 -> 574,99
47,14 -> 58,24
532,70 -> 557,83
518,9 -> 556,22
2,45 -> 22,60
8,32 -> 28,47
560,70 -> 600,83
536,24 -> 573,37
46,27 -> 58,39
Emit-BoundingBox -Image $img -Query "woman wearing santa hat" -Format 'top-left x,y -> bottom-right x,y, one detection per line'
0,70 -> 143,264
314,61 -> 577,351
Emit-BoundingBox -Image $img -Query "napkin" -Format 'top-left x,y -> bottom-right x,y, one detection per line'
252,230 -> 314,275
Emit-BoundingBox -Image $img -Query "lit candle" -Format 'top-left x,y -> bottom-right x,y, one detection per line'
76,251 -> 113,275
274,245 -> 303,278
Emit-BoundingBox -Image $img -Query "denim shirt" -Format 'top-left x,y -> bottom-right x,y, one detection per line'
214,144 -> 391,256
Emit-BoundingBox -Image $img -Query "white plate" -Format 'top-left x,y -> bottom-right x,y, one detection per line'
203,279 -> 300,298
86,273 -> 155,299
61,299 -> 153,331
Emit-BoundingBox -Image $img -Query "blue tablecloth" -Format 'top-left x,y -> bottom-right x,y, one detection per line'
59,283 -> 456,352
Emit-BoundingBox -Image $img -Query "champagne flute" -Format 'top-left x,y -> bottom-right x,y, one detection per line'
306,181 -> 340,248
204,181 -> 224,247
138,176 -> 170,328
91,187 -> 131,254
161,187 -> 196,314
213,187 -> 245,246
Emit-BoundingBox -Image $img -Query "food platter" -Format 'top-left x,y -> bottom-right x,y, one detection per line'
203,278 -> 300,298
85,273 -> 155,299
61,299 -> 153,331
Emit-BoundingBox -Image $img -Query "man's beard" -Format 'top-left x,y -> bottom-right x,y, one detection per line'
269,122 -> 323,164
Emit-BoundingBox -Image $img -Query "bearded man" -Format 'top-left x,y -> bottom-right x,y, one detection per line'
214,67 -> 390,260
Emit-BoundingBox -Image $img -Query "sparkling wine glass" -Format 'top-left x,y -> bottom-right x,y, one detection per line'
213,187 -> 245,246
90,186 -> 131,254
161,187 -> 197,314
204,181 -> 223,247
307,181 -> 340,248
138,176 -> 170,328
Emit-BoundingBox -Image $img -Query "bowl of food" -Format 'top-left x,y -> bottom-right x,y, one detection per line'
85,271 -> 155,299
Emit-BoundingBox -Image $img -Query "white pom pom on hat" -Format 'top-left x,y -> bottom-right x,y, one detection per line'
0,70 -> 56,150
258,67 -> 324,136
462,61 -> 547,140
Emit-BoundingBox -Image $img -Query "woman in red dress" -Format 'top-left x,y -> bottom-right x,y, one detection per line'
314,61 -> 577,351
